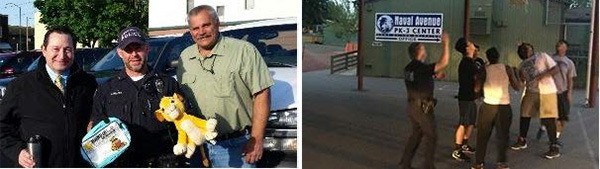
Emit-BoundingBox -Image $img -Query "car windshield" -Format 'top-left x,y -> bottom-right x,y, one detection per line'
222,24 -> 297,67
0,43 -> 12,53
151,34 -> 194,72
91,38 -> 172,72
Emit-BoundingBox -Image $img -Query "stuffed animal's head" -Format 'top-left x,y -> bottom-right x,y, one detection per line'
155,94 -> 186,122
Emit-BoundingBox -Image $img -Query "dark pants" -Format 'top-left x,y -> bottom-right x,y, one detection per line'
401,100 -> 436,169
557,92 -> 570,121
519,117 -> 558,144
475,103 -> 512,164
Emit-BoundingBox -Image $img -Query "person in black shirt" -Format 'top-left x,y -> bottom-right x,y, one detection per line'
400,33 -> 450,169
451,38 -> 485,162
89,27 -> 184,167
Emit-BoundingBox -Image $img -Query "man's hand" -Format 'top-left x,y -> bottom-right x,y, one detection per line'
440,32 -> 449,45
433,72 -> 445,79
18,149 -> 34,168
243,136 -> 264,164
87,121 -> 93,132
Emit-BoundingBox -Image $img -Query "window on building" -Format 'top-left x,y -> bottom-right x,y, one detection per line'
245,0 -> 255,10
217,6 -> 225,17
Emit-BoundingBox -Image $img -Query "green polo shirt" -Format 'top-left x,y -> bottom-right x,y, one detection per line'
177,36 -> 274,134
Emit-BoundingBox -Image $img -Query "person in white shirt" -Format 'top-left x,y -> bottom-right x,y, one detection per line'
471,48 -> 523,169
510,43 -> 562,159
552,40 -> 577,138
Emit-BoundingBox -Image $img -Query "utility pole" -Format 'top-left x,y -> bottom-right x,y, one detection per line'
357,0 -> 363,91
25,17 -> 28,51
463,0 -> 470,39
585,0 -> 598,108
6,3 -> 22,51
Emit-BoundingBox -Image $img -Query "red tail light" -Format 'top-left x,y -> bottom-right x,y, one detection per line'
1,67 -> 14,75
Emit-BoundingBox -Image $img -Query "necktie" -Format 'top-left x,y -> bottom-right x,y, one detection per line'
54,75 -> 64,93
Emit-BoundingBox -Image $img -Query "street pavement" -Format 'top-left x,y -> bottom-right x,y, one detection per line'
302,43 -> 344,72
303,70 -> 599,169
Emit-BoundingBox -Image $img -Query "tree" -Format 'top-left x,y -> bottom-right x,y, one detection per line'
324,0 -> 358,42
34,0 -> 148,48
303,0 -> 330,32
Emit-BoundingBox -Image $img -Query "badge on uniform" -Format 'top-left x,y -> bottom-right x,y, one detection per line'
80,117 -> 131,168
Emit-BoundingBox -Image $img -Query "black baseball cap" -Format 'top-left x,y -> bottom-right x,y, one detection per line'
117,27 -> 147,49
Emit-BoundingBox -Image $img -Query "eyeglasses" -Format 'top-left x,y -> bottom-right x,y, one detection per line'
199,56 -> 216,75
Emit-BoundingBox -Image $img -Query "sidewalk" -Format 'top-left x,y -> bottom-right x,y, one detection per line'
303,70 -> 599,169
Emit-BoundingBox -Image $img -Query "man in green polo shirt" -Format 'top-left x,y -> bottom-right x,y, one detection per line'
177,5 -> 273,168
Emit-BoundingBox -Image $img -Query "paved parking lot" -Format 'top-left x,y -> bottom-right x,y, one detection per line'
303,70 -> 598,169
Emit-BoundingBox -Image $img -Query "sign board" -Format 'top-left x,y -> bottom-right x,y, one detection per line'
375,13 -> 443,43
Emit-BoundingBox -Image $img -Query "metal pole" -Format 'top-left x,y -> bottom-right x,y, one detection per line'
463,0 -> 470,39
585,0 -> 598,108
18,7 -> 21,52
6,3 -> 22,51
357,0 -> 363,91
25,17 -> 28,51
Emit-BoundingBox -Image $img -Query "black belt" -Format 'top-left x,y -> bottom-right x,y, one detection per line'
214,127 -> 250,141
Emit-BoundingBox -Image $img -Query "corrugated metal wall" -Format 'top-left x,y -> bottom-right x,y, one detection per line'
360,0 -> 563,81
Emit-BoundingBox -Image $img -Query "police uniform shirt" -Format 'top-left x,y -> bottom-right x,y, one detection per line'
404,59 -> 436,99
177,35 -> 274,134
91,70 -> 179,159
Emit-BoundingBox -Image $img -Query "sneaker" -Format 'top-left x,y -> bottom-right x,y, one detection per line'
496,162 -> 510,169
462,144 -> 476,154
544,144 -> 561,159
536,128 -> 545,140
452,149 -> 471,162
471,163 -> 483,169
510,138 -> 527,150
555,140 -> 564,147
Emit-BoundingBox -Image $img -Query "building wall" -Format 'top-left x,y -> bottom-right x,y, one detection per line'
149,0 -> 298,29
34,12 -> 97,50
34,12 -> 45,50
360,0 -> 563,81
149,0 -> 188,29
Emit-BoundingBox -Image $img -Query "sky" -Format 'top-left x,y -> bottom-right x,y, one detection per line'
0,0 -> 36,27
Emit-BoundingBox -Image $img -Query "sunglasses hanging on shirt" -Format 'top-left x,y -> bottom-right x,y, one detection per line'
200,56 -> 216,75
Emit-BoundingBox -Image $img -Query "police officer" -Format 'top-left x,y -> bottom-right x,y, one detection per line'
400,33 -> 450,169
89,27 -> 183,167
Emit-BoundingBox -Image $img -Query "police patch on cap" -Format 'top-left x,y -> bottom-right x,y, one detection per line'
117,27 -> 147,49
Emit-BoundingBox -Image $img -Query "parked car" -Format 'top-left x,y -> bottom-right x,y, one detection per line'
0,48 -> 111,99
89,37 -> 175,84
0,42 -> 13,53
0,52 -> 38,101
0,52 -> 36,79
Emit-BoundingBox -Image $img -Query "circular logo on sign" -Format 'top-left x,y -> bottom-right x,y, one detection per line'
377,15 -> 393,33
